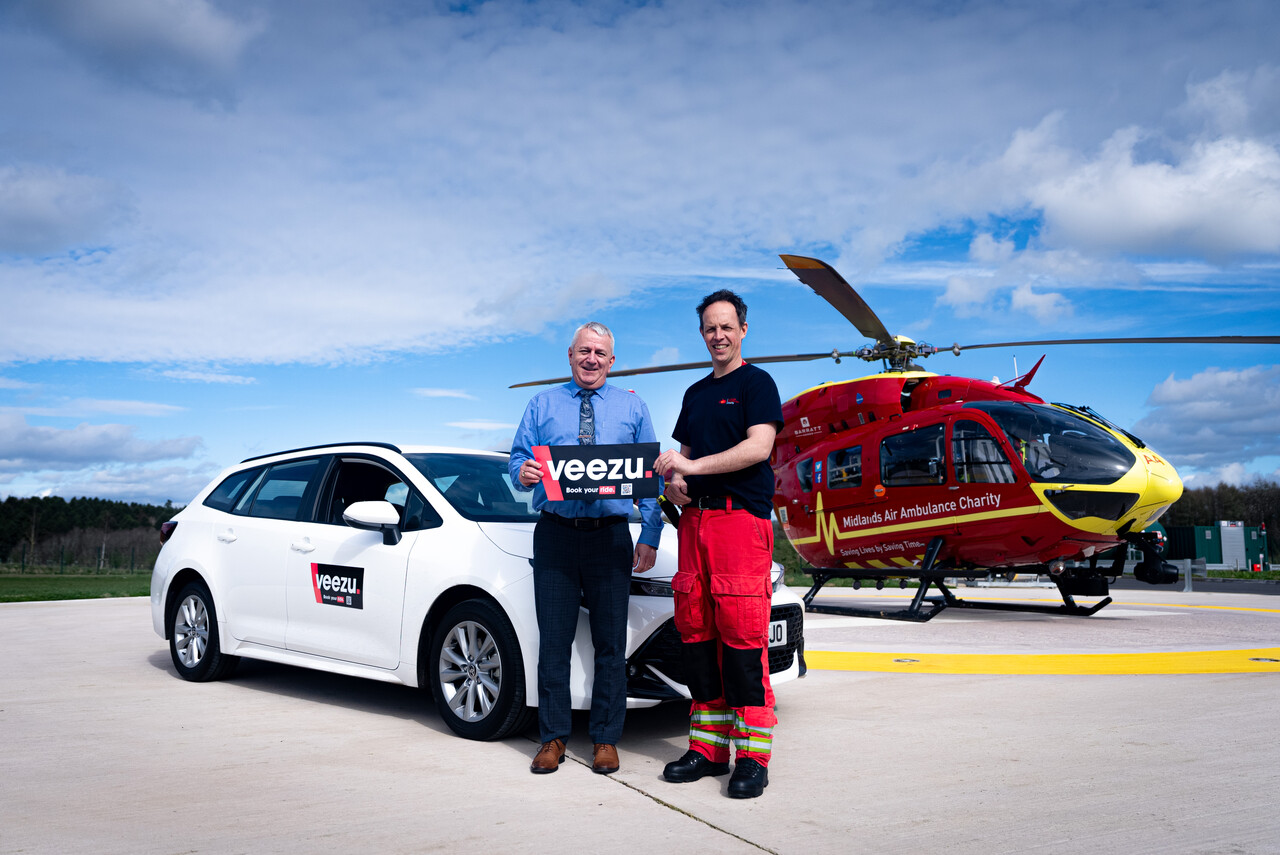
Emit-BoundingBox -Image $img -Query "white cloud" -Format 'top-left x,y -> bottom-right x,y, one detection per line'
1032,131 -> 1280,258
413,388 -> 476,400
1008,283 -> 1072,323
939,273 -> 999,315
0,3 -> 1276,365
970,234 -> 1015,265
0,165 -> 132,254
18,463 -> 215,504
0,414 -> 201,472
1133,365 -> 1280,469
0,377 -> 37,390
159,369 -> 255,384
25,0 -> 264,102
919,69 -> 1280,319
647,347 -> 680,367
0,399 -> 185,418
445,420 -> 517,432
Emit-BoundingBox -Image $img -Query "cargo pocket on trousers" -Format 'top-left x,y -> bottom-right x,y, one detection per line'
709,573 -> 769,648
671,571 -> 703,637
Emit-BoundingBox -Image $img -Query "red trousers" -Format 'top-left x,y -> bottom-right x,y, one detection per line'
673,506 -> 776,766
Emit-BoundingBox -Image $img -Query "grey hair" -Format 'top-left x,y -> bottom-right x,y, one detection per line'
571,321 -> 615,350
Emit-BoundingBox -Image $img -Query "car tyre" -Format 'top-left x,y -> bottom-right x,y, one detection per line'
429,599 -> 533,741
169,581 -> 239,682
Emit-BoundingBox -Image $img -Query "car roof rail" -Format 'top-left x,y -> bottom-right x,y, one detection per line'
240,442 -> 403,464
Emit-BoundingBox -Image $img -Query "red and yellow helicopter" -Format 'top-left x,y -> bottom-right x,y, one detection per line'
515,255 -> 1280,621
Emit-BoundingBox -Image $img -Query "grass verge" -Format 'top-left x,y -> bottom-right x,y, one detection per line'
0,574 -> 151,603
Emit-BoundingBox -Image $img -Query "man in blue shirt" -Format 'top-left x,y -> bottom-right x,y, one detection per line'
510,321 -> 662,776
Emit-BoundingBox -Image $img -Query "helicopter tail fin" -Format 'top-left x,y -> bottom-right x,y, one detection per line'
1001,355 -> 1046,391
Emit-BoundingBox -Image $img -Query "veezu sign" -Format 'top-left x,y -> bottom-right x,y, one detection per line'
532,442 -> 660,500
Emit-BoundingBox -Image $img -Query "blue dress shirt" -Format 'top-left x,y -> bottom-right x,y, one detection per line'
510,381 -> 663,549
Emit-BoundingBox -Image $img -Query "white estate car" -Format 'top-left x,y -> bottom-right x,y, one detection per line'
151,443 -> 806,740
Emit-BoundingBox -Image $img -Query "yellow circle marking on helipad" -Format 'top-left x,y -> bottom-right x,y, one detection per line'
805,648 -> 1280,675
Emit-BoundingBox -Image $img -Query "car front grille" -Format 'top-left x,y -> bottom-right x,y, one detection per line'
768,603 -> 804,676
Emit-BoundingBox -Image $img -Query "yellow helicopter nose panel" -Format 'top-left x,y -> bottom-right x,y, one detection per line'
1126,448 -> 1184,529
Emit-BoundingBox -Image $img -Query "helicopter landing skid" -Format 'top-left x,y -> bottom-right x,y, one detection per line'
800,537 -> 1112,622
931,578 -> 1112,618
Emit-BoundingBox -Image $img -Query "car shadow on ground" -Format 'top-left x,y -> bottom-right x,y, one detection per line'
145,648 -> 451,734
146,646 -> 696,763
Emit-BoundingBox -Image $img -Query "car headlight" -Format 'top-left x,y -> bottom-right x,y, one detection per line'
631,579 -> 674,597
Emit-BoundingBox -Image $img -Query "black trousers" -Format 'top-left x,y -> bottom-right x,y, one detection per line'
532,515 -> 633,745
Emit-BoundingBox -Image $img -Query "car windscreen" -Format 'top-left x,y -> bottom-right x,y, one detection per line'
405,453 -> 541,522
963,401 -> 1135,485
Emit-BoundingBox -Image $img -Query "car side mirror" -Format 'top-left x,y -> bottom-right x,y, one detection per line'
343,500 -> 403,546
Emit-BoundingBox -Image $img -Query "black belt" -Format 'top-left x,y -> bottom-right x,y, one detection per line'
691,496 -> 734,510
540,512 -> 627,530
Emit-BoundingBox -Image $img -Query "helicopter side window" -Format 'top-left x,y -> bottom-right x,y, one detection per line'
796,458 -> 814,492
881,424 -> 946,486
827,446 -> 862,489
952,420 -> 1015,484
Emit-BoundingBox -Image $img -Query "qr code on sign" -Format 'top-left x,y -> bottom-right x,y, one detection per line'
621,483 -> 633,496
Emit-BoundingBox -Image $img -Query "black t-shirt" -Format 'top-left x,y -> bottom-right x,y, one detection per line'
672,362 -> 783,519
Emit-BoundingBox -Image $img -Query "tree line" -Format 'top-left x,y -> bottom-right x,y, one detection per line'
1,479 -> 1275,569
0,496 -> 180,569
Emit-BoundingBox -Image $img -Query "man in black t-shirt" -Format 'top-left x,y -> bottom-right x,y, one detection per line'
654,289 -> 783,800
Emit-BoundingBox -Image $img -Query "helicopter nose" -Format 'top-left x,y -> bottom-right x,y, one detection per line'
1130,449 -> 1184,527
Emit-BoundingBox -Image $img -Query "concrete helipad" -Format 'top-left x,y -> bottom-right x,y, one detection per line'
2,588 -> 1278,854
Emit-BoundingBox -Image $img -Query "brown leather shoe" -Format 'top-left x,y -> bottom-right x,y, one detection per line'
530,739 -> 565,774
592,743 -> 620,775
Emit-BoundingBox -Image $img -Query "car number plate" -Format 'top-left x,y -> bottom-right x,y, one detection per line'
768,619 -> 787,648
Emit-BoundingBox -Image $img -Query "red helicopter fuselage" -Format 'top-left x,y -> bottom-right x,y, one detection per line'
771,370 -> 1183,575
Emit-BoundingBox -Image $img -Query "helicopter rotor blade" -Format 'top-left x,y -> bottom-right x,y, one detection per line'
779,254 -> 896,347
954,335 -> 1280,353
509,351 -> 859,388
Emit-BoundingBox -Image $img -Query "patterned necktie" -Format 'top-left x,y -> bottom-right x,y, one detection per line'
578,389 -> 595,446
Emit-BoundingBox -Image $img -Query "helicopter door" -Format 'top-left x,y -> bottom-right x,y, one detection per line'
947,418 -> 1026,567
950,420 -> 1016,486
874,423 -> 955,564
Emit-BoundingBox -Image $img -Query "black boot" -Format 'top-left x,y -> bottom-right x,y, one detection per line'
663,749 -> 730,783
727,757 -> 769,798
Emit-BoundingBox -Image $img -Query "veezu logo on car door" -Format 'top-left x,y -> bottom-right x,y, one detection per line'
311,563 -> 364,609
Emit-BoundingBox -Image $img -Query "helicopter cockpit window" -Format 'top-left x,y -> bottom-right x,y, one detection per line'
796,458 -> 814,492
952,421 -> 1015,484
881,424 -> 946,486
827,446 -> 862,489
963,402 -> 1136,485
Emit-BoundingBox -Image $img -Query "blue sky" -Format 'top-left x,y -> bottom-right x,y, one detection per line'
2,0 -> 1279,505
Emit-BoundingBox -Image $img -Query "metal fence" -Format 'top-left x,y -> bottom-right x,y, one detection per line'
1,540 -> 161,574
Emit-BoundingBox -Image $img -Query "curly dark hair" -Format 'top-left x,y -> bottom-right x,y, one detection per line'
696,289 -> 747,326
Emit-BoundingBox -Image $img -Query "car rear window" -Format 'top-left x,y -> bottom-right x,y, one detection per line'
204,466 -> 265,512
246,459 -> 321,520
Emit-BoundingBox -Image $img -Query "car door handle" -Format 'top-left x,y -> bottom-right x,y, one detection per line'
217,530 -> 238,543
291,539 -> 316,554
